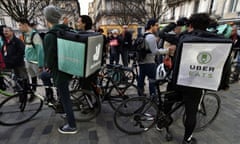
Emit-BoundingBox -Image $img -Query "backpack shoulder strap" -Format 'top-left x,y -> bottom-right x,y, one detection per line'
143,32 -> 151,38
30,31 -> 37,49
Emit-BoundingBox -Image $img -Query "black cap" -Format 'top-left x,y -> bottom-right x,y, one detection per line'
177,17 -> 189,26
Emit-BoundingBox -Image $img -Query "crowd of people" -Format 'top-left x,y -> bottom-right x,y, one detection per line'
0,4 -> 239,144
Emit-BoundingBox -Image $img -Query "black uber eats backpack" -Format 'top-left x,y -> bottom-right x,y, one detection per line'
133,33 -> 151,62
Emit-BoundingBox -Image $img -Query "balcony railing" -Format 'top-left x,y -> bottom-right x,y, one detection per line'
167,0 -> 189,7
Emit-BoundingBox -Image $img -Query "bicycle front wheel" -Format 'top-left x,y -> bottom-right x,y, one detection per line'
0,93 -> 43,126
114,97 -> 158,135
71,89 -> 101,122
182,92 -> 221,132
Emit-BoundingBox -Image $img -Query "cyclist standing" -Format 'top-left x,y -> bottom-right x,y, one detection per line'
43,5 -> 77,134
177,13 -> 213,144
18,19 -> 54,104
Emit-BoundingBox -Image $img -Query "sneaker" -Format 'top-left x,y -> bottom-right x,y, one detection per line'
47,98 -> 56,106
155,124 -> 164,131
58,124 -> 77,134
182,137 -> 197,144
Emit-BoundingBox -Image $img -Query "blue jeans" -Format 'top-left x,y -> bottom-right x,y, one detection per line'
57,81 -> 76,128
137,63 -> 157,96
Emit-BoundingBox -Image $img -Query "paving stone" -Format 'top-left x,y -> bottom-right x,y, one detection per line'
1,82 -> 240,144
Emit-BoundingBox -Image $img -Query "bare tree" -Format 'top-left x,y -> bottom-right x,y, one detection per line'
111,0 -> 168,25
0,0 -> 51,22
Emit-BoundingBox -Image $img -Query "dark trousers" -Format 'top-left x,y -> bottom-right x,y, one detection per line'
137,63 -> 157,96
110,52 -> 119,65
182,88 -> 202,140
164,84 -> 202,140
57,81 -> 76,128
119,49 -> 128,67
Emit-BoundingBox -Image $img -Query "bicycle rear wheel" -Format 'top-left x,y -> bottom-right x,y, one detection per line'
183,92 -> 221,132
108,83 -> 139,110
0,93 -> 43,126
70,89 -> 101,122
114,97 -> 158,135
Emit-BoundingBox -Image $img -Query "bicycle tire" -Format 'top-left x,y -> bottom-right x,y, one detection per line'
118,68 -> 135,85
0,93 -> 43,126
182,92 -> 221,132
114,96 -> 158,135
70,89 -> 101,122
108,83 -> 139,110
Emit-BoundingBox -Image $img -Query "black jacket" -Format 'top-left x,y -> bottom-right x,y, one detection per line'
1,36 -> 25,69
173,30 -> 232,90
121,31 -> 132,50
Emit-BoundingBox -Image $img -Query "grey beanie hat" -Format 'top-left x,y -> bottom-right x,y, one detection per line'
43,5 -> 62,24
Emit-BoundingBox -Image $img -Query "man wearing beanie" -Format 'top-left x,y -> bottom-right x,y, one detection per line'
43,5 -> 77,134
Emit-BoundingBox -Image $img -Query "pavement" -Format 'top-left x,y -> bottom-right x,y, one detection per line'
0,81 -> 240,144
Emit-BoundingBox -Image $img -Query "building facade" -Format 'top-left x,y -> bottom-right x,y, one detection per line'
163,0 -> 240,24
89,0 -> 240,25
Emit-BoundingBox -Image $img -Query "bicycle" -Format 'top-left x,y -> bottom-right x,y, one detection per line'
70,64 -> 139,111
229,47 -> 240,83
113,79 -> 221,140
0,75 -> 101,126
0,70 -> 17,97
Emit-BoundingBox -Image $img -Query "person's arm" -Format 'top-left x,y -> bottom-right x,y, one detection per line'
146,34 -> 169,54
14,38 -> 25,62
43,33 -> 57,70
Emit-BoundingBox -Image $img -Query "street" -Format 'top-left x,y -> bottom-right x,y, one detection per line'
0,82 -> 240,144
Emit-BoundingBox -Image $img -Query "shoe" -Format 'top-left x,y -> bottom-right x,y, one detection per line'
182,137 -> 197,144
46,98 -> 56,106
155,124 -> 164,131
58,124 -> 77,134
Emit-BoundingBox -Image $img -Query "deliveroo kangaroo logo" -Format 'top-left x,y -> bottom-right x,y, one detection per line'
197,52 -> 212,64
93,43 -> 101,61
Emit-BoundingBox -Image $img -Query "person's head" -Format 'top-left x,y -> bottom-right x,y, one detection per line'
0,25 -> 6,38
30,22 -> 38,30
18,18 -> 31,33
3,27 -> 14,39
112,29 -> 119,37
63,17 -> 69,25
176,17 -> 189,33
188,13 -> 211,31
122,25 -> 128,33
78,15 -> 92,31
231,25 -> 238,36
43,5 -> 62,28
145,19 -> 159,34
